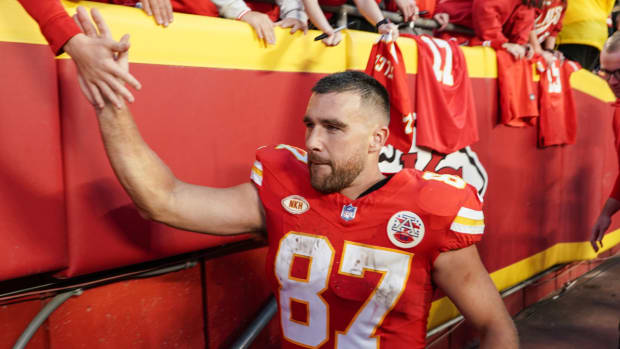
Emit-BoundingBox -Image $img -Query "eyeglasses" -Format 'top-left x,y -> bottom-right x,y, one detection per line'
597,68 -> 620,82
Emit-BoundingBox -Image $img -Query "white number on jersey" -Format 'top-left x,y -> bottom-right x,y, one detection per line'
420,36 -> 454,86
275,232 -> 413,348
402,112 -> 415,135
374,54 -> 394,79
546,62 -> 562,93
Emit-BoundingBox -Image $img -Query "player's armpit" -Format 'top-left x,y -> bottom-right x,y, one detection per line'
432,245 -> 518,349
159,181 -> 266,236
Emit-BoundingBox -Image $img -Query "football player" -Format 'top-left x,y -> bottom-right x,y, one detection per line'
76,8 -> 518,349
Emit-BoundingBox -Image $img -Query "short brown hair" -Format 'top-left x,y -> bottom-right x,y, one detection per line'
312,71 -> 390,123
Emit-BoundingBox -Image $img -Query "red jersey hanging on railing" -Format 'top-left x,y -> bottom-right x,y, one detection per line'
538,59 -> 581,147
365,34 -> 479,154
364,35 -> 415,154
406,34 -> 479,154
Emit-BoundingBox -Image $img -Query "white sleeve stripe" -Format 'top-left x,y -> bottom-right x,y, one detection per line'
250,169 -> 263,186
253,160 -> 263,171
450,222 -> 484,235
456,207 -> 484,220
275,144 -> 308,163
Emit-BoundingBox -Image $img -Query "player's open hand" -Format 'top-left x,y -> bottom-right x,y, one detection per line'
140,0 -> 174,27
275,18 -> 308,35
590,213 -> 611,252
241,11 -> 276,45
68,6 -> 141,109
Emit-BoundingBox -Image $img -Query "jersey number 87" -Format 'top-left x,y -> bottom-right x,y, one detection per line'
275,232 -> 412,348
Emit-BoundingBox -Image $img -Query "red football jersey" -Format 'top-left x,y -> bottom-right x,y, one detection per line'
496,50 -> 539,127
537,60 -> 580,147
364,35 -> 479,155
533,0 -> 566,43
250,144 -> 485,348
407,34 -> 479,154
364,37 -> 415,154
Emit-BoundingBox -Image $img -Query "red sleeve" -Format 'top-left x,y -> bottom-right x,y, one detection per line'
435,0 -> 473,28
17,0 -> 81,55
441,184 -> 484,251
549,4 -> 566,38
472,0 -> 533,49
505,4 -> 535,44
611,105 -> 620,201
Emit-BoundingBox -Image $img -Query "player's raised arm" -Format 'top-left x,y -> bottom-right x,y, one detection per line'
97,101 -> 266,236
432,245 -> 518,348
79,9 -> 265,237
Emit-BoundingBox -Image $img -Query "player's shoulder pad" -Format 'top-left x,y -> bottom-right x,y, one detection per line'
252,144 -> 308,187
416,171 -> 481,217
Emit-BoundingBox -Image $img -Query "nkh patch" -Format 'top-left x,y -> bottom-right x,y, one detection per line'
341,204 -> 357,221
387,211 -> 425,248
281,195 -> 310,215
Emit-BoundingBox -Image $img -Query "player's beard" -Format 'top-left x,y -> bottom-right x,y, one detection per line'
308,151 -> 365,194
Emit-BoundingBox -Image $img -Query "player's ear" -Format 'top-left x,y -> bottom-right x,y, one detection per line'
369,125 -> 389,153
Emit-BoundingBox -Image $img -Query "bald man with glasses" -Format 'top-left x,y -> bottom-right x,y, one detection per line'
591,31 -> 620,251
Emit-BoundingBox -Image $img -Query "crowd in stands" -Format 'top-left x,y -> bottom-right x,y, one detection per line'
17,0 -> 620,104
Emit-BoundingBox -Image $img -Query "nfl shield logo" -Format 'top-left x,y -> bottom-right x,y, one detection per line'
341,204 -> 357,221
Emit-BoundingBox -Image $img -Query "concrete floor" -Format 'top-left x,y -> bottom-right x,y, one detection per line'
515,255 -> 620,349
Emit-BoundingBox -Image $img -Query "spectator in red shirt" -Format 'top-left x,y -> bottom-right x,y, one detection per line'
433,0 -> 537,59
591,31 -> 620,252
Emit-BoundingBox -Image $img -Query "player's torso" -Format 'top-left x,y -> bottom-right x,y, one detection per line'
260,157 -> 457,348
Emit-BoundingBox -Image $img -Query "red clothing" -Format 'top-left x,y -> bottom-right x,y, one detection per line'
17,0 -> 82,55
537,59 -> 580,147
533,0 -> 566,43
251,144 -> 484,348
407,34 -> 479,153
16,0 -> 219,55
364,35 -> 478,155
610,102 -> 620,200
436,0 -> 535,49
496,50 -> 538,127
364,38 -> 415,154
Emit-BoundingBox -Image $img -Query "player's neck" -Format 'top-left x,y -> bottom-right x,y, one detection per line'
339,168 -> 386,200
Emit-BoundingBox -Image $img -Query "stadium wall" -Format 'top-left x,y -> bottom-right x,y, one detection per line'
0,1 -> 619,347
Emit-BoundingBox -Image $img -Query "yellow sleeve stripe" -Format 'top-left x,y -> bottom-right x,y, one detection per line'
452,216 -> 484,226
